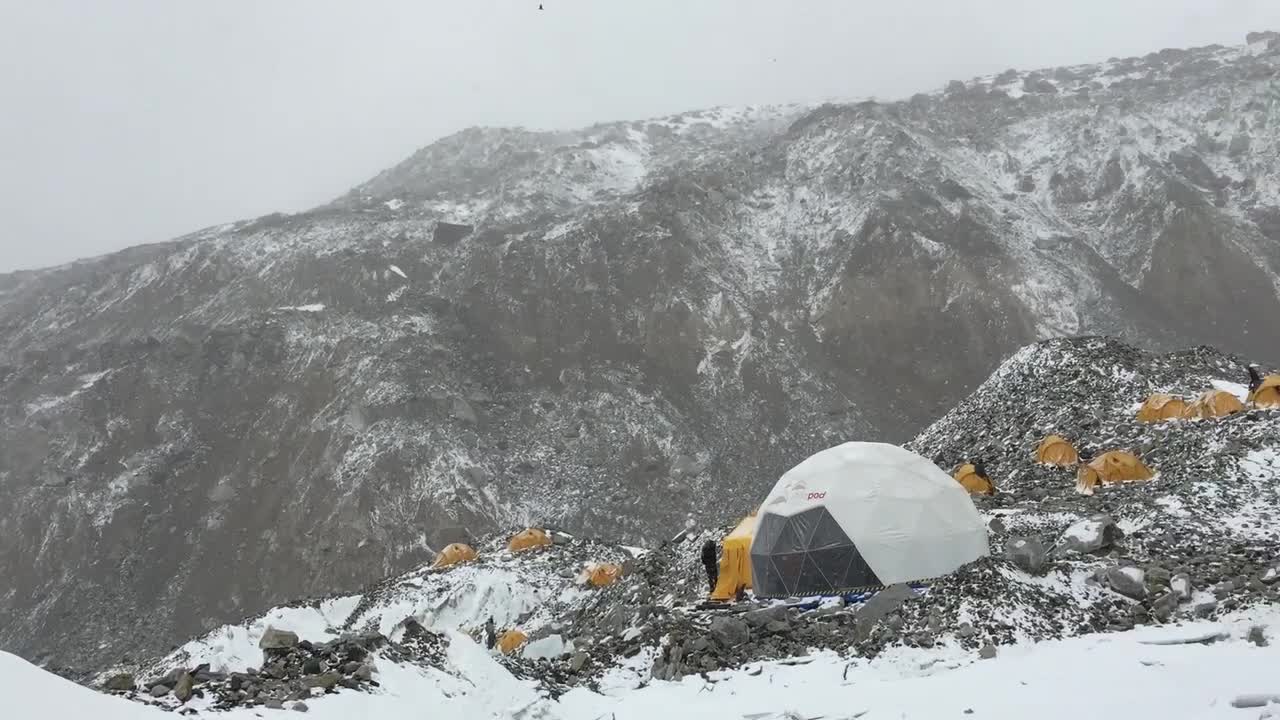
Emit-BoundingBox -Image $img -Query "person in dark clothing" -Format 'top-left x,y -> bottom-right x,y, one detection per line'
700,539 -> 719,592
484,616 -> 496,650
1249,365 -> 1264,393
972,459 -> 990,481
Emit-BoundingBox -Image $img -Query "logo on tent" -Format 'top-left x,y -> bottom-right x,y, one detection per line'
806,491 -> 827,500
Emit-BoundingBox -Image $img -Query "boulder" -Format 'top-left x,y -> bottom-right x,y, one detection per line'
569,652 -> 590,673
979,643 -> 998,659
292,701 -> 310,713
304,672 -> 342,691
102,673 -> 136,692
1005,536 -> 1048,574
709,617 -> 750,648
149,684 -> 170,698
1170,573 -> 1193,601
744,606 -> 789,629
173,672 -> 194,703
1056,515 -> 1123,554
259,626 -> 300,651
451,397 -> 479,425
1105,566 -> 1148,600
302,658 -> 323,675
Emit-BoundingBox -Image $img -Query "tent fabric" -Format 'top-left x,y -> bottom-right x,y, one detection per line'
507,528 -> 552,552
749,442 -> 989,598
1136,394 -> 1188,423
497,629 -> 527,654
1250,376 -> 1280,408
432,543 -> 478,569
584,562 -> 622,587
710,514 -> 757,601
1035,435 -> 1079,466
952,463 -> 994,495
1182,390 -> 1245,420
1075,451 -> 1154,495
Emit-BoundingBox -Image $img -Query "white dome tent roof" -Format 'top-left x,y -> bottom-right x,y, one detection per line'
749,442 -> 989,597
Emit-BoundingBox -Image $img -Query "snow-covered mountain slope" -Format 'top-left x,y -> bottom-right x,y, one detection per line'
3,32 -> 1280,671
7,609 -> 1280,719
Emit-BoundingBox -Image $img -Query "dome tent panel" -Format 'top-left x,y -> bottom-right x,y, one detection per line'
1075,450 -> 1153,495
1035,435 -> 1078,466
749,442 -> 988,597
497,629 -> 527,654
1136,394 -> 1187,423
507,528 -> 552,552
1182,390 -> 1244,420
432,543 -> 478,569
952,463 -> 994,495
1251,376 -> 1280,408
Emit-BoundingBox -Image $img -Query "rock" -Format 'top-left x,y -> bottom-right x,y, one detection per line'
1105,566 -> 1148,599
1150,592 -> 1177,622
265,699 -> 285,710
1194,600 -> 1218,619
569,652 -> 589,673
958,623 -> 977,639
1005,536 -> 1048,574
451,397 -> 478,424
1017,175 -> 1036,193
1144,565 -> 1171,588
988,517 -> 1007,534
149,684 -> 170,698
1170,573 -> 1193,601
173,671 -> 194,703
979,643 -> 998,659
1261,567 -> 1279,585
1056,515 -> 1123,555
353,664 -> 375,682
292,701 -> 310,713
102,673 -> 136,692
708,617 -> 750,648
341,661 -> 361,675
764,619 -> 791,634
1213,581 -> 1235,599
302,658 -> 323,675
1247,626 -> 1269,647
259,626 -> 300,650
304,672 -> 341,691
744,606 -> 789,629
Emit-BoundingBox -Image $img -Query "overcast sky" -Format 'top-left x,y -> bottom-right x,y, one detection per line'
1,1 -> 1277,272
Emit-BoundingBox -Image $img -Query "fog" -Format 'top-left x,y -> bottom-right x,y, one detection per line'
1,0 -> 1276,272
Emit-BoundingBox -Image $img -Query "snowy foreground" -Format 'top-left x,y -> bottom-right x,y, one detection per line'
8,608 -> 1280,720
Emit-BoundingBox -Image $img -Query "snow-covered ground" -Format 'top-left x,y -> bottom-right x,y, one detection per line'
8,608 -> 1280,719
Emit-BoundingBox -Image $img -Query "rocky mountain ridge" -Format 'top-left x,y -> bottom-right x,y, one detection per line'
2,32 -> 1280,670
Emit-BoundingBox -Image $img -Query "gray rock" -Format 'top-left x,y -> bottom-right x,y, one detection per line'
173,671 -> 194,703
292,701 -> 310,713
764,619 -> 791,634
340,660 -> 361,675
302,658 -> 323,675
265,699 -> 285,710
709,617 -> 750,648
102,673 -> 135,692
149,684 -> 170,698
259,626 -> 300,650
988,517 -> 1007,534
1105,566 -> 1148,600
744,606 -> 789,629
1145,565 -> 1172,588
304,672 -> 341,691
1170,573 -> 1193,601
569,652 -> 589,672
1056,515 -> 1123,555
979,643 -> 998,659
353,664 -> 375,682
1194,600 -> 1218,619
958,622 -> 977,639
1150,591 -> 1177,622
451,397 -> 478,424
1005,536 -> 1048,574
1248,625 -> 1269,647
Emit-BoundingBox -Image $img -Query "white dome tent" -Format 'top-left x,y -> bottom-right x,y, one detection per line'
749,442 -> 989,597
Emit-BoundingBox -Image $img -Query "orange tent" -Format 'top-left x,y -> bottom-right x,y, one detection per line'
1076,451 -> 1153,495
1136,394 -> 1188,423
507,528 -> 552,553
584,562 -> 623,587
710,514 -> 756,601
1182,390 -> 1245,420
1250,375 -> 1280,409
497,629 -> 528,654
1035,435 -> 1079,466
432,543 -> 478,569
953,463 -> 994,495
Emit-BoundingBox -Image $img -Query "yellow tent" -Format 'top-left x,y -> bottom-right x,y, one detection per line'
1250,375 -> 1280,409
507,528 -> 552,553
953,463 -> 994,495
432,543 -> 478,569
1182,390 -> 1245,420
497,629 -> 528,654
584,562 -> 623,587
710,514 -> 756,601
1136,394 -> 1188,423
1075,451 -> 1153,495
1035,435 -> 1079,466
